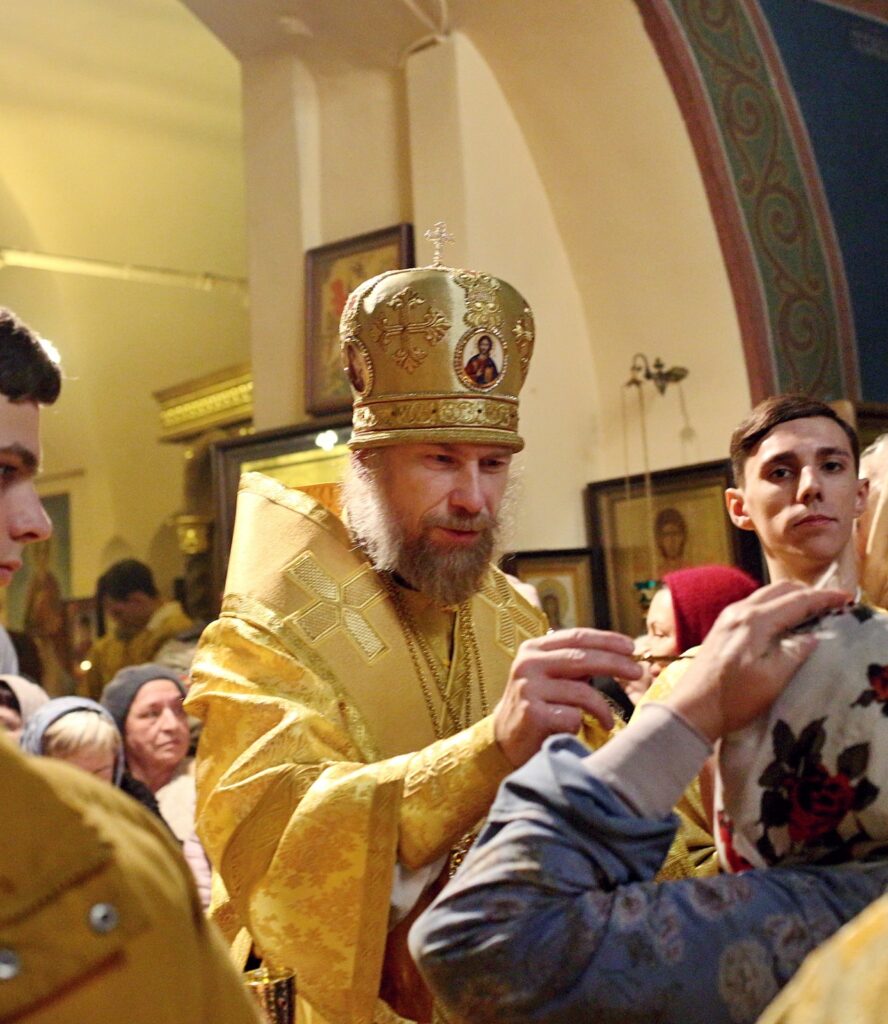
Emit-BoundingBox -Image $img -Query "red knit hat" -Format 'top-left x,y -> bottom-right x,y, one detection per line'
663,565 -> 760,653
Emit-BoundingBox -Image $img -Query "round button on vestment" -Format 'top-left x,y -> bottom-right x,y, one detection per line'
88,902 -> 120,934
0,948 -> 21,981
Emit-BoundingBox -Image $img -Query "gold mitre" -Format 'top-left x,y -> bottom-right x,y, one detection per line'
339,264 -> 535,451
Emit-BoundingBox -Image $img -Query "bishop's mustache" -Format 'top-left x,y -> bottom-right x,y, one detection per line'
422,511 -> 498,533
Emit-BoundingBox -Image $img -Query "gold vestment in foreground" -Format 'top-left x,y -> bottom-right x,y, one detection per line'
186,473 -> 546,1024
756,889 -> 888,1024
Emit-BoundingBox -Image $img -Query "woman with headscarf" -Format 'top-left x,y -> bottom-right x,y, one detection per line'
614,566 -> 761,711
100,663 -> 194,840
20,695 -> 124,783
100,662 -> 212,905
628,565 -> 761,876
637,564 -> 761,688
0,673 -> 49,742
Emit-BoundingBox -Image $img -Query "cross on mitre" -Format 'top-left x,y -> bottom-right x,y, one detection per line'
424,221 -> 455,268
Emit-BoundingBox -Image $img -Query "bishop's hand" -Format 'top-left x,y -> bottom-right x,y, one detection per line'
493,628 -> 640,767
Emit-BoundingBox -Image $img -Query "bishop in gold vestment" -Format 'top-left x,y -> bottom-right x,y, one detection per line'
186,258 -> 637,1024
188,475 -> 546,1023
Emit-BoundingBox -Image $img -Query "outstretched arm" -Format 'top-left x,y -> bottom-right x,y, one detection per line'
410,585 -> 878,1024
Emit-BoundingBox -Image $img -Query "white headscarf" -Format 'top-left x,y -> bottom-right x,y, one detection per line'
0,674 -> 49,725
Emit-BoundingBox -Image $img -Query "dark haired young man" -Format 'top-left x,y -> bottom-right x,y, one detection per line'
83,557 -> 192,698
633,396 -> 873,875
726,395 -> 867,593
0,307 -> 259,1023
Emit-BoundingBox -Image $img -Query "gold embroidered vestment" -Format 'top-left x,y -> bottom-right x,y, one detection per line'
186,473 -> 546,1024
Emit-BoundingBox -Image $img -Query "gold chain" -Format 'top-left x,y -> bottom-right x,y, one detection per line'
459,608 -> 488,718
447,826 -> 481,877
383,575 -> 486,740
385,578 -> 462,738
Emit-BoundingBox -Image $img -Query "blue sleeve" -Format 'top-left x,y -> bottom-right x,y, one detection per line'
410,735 -> 888,1024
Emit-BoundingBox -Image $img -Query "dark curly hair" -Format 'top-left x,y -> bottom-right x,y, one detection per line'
0,307 -> 61,404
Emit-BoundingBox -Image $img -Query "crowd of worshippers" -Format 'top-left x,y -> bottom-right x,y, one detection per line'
1,660 -> 213,904
3,269 -> 888,1024
0,556 -> 214,903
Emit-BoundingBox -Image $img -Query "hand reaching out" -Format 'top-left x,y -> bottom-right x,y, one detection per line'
666,581 -> 851,743
493,628 -> 640,767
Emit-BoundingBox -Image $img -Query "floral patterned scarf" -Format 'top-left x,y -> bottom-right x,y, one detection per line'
716,604 -> 888,872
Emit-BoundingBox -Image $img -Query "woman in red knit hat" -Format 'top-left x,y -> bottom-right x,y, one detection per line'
637,565 -> 760,691
618,565 -> 763,875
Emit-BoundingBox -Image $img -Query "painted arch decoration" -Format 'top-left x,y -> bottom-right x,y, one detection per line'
637,0 -> 888,403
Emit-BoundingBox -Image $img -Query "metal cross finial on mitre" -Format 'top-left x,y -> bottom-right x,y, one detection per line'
424,221 -> 455,268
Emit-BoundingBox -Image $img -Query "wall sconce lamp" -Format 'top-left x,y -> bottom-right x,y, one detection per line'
626,353 -> 689,395
620,352 -> 691,612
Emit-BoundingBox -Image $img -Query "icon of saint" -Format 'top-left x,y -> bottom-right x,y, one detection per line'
655,506 -> 689,574
464,335 -> 499,386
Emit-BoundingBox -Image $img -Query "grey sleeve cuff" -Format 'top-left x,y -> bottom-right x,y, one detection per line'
583,703 -> 713,819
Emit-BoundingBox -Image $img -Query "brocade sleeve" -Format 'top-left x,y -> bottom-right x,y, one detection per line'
186,611 -> 512,1024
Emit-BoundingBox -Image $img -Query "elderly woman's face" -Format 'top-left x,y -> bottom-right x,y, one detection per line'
124,678 -> 189,775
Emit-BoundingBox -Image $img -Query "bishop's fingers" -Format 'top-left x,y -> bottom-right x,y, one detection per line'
534,626 -> 635,656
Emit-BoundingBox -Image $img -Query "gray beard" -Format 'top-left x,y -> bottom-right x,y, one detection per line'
393,522 -> 494,605
342,456 -> 500,606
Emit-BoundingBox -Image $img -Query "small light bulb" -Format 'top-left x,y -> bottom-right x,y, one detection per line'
315,430 -> 338,452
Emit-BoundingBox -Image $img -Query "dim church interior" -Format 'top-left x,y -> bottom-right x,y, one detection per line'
0,0 -> 883,644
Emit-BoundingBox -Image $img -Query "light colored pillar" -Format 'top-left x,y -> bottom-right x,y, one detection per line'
241,55 -> 410,430
405,39 -> 469,265
241,55 -> 320,429
406,34 -> 599,548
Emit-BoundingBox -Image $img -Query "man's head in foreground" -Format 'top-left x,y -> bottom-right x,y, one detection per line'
0,307 -> 61,587
339,261 -> 534,605
726,395 -> 866,587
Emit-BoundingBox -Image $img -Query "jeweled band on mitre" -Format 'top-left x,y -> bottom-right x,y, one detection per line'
352,394 -> 520,449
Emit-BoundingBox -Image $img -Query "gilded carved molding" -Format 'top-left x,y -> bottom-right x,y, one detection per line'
153,362 -> 253,441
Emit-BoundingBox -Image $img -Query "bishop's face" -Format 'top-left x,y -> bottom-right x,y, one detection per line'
348,442 -> 512,605
377,443 -> 511,552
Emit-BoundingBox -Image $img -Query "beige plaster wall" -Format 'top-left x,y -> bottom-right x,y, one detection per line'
455,0 -> 752,488
407,34 -> 602,550
0,0 -> 248,600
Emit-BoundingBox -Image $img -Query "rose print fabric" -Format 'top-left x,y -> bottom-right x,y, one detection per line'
716,605 -> 888,872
